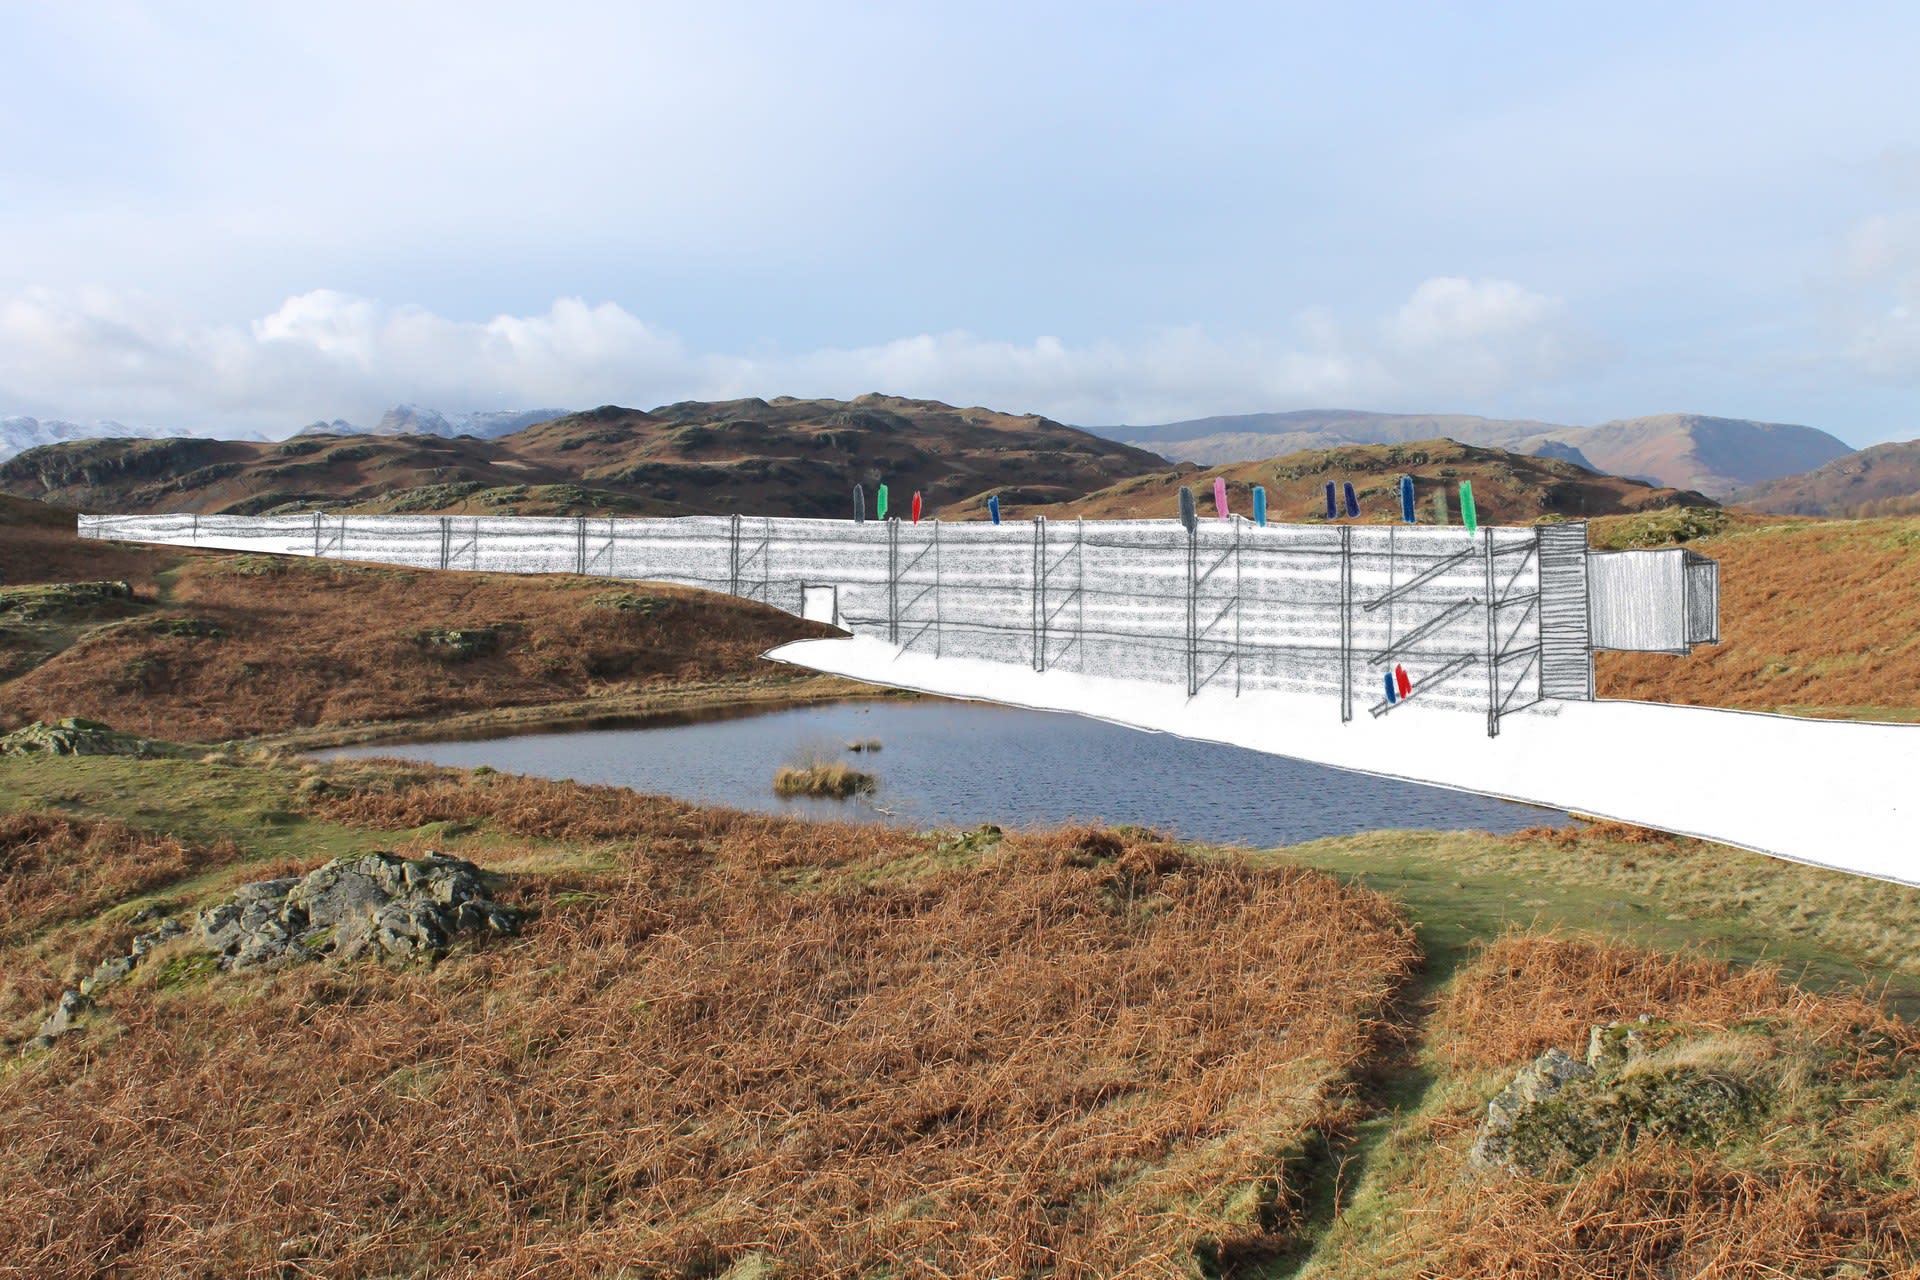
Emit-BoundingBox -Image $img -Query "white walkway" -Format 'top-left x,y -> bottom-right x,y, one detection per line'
765,636 -> 1920,888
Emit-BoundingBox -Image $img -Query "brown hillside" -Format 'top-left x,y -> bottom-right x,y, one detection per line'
1727,438 -> 1920,517
0,784 -> 1421,1277
1594,512 -> 1920,718
0,395 -> 1167,520
1017,439 -> 1712,523
1107,409 -> 1851,496
0,496 -> 835,741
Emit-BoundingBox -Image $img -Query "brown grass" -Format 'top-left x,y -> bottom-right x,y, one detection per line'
1431,929 -> 1916,1075
1401,1145 -> 1919,1279
1325,932 -> 1920,1279
0,815 -> 1419,1277
1,553 -> 827,740
0,811 -> 216,948
1596,516 -> 1920,714
0,811 -> 224,1043
0,496 -> 178,592
773,758 -> 876,798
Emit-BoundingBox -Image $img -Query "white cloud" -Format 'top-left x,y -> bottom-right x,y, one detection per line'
0,278 -> 1585,431
1837,211 -> 1920,381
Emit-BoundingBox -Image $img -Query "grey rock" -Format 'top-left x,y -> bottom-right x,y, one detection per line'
193,850 -> 514,971
79,955 -> 134,996
35,989 -> 89,1041
1467,1047 -> 1593,1174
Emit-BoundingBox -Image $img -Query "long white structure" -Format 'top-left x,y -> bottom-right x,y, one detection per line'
75,511 -> 1919,887
79,511 -> 1716,737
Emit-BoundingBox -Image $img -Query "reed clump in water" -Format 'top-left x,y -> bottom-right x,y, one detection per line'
774,757 -> 876,798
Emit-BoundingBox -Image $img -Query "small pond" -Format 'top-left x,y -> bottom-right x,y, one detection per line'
319,699 -> 1559,847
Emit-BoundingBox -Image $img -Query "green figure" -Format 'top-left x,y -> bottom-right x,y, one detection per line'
877,484 -> 889,520
1459,481 -> 1478,534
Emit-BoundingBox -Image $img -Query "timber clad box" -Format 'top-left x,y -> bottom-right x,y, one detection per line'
1588,547 -> 1722,655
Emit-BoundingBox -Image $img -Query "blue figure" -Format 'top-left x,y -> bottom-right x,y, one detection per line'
987,494 -> 1001,525
1399,475 -> 1415,524
1343,481 -> 1359,519
1252,485 -> 1267,527
1324,482 -> 1337,520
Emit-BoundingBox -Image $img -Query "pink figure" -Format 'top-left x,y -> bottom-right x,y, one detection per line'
1213,476 -> 1229,519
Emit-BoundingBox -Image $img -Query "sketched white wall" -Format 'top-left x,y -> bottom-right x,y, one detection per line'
79,512 -> 1713,739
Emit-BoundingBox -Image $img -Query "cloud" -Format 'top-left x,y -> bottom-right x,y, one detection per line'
0,278 -> 1585,431
1836,211 -> 1920,382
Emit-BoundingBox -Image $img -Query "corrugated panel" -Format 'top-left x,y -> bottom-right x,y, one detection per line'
1536,522 -> 1592,699
1685,552 -> 1720,646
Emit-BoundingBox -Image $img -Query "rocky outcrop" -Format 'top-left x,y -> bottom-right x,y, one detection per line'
21,912 -> 187,1054
19,854 -> 515,1057
0,716 -> 186,758
1467,1018 -> 1760,1177
1466,1048 -> 1595,1174
196,851 -> 517,971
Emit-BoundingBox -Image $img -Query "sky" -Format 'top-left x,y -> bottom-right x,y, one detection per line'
2,1 -> 1917,445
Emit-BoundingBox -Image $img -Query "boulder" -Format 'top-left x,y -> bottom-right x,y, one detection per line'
1466,1021 -> 1761,1177
195,851 -> 516,971
0,717 -> 185,758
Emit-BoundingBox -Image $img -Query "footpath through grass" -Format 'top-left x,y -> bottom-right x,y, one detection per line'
1,754 -> 1915,1276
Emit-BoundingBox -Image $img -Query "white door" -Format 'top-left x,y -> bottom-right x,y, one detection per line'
801,585 -> 838,626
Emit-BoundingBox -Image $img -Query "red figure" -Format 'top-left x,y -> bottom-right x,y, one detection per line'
911,491 -> 922,523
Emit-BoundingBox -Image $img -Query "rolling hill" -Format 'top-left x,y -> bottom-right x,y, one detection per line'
0,395 -> 1168,519
1727,438 -> 1920,517
1017,438 -> 1715,524
1093,409 -> 1853,498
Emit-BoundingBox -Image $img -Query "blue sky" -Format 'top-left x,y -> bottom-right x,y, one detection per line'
2,2 -> 1917,443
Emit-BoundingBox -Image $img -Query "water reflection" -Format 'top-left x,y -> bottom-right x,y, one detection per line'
319,699 -> 1557,846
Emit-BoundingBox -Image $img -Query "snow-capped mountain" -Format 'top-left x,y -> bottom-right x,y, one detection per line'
297,405 -> 566,439
3,404 -> 571,462
0,416 -> 197,464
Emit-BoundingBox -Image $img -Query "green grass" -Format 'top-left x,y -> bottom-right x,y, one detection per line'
1,754 -> 1915,1273
1239,828 -> 1920,1018
0,755 -> 406,868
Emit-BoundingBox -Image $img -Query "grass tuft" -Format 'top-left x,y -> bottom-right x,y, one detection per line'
773,758 -> 876,798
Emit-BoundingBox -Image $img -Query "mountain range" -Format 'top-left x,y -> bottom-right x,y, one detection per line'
1094,410 -> 1853,498
0,395 -> 1167,519
295,404 -> 568,439
0,416 -> 268,466
1022,438 -> 1712,525
1728,439 -> 1920,517
0,405 -> 565,465
8,398 -> 1903,515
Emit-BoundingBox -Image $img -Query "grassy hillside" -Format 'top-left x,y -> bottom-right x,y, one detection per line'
1593,512 -> 1920,720
1100,410 -> 1850,498
0,495 -> 850,742
15,490 -> 1920,730
0,395 -> 1167,520
1729,437 -> 1920,517
0,754 -> 1913,1276
1019,439 -> 1712,523
1571,413 -> 1853,498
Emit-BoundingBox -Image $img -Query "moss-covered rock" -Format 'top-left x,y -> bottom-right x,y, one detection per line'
0,716 -> 188,758
1468,1021 -> 1767,1177
0,580 -> 134,620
